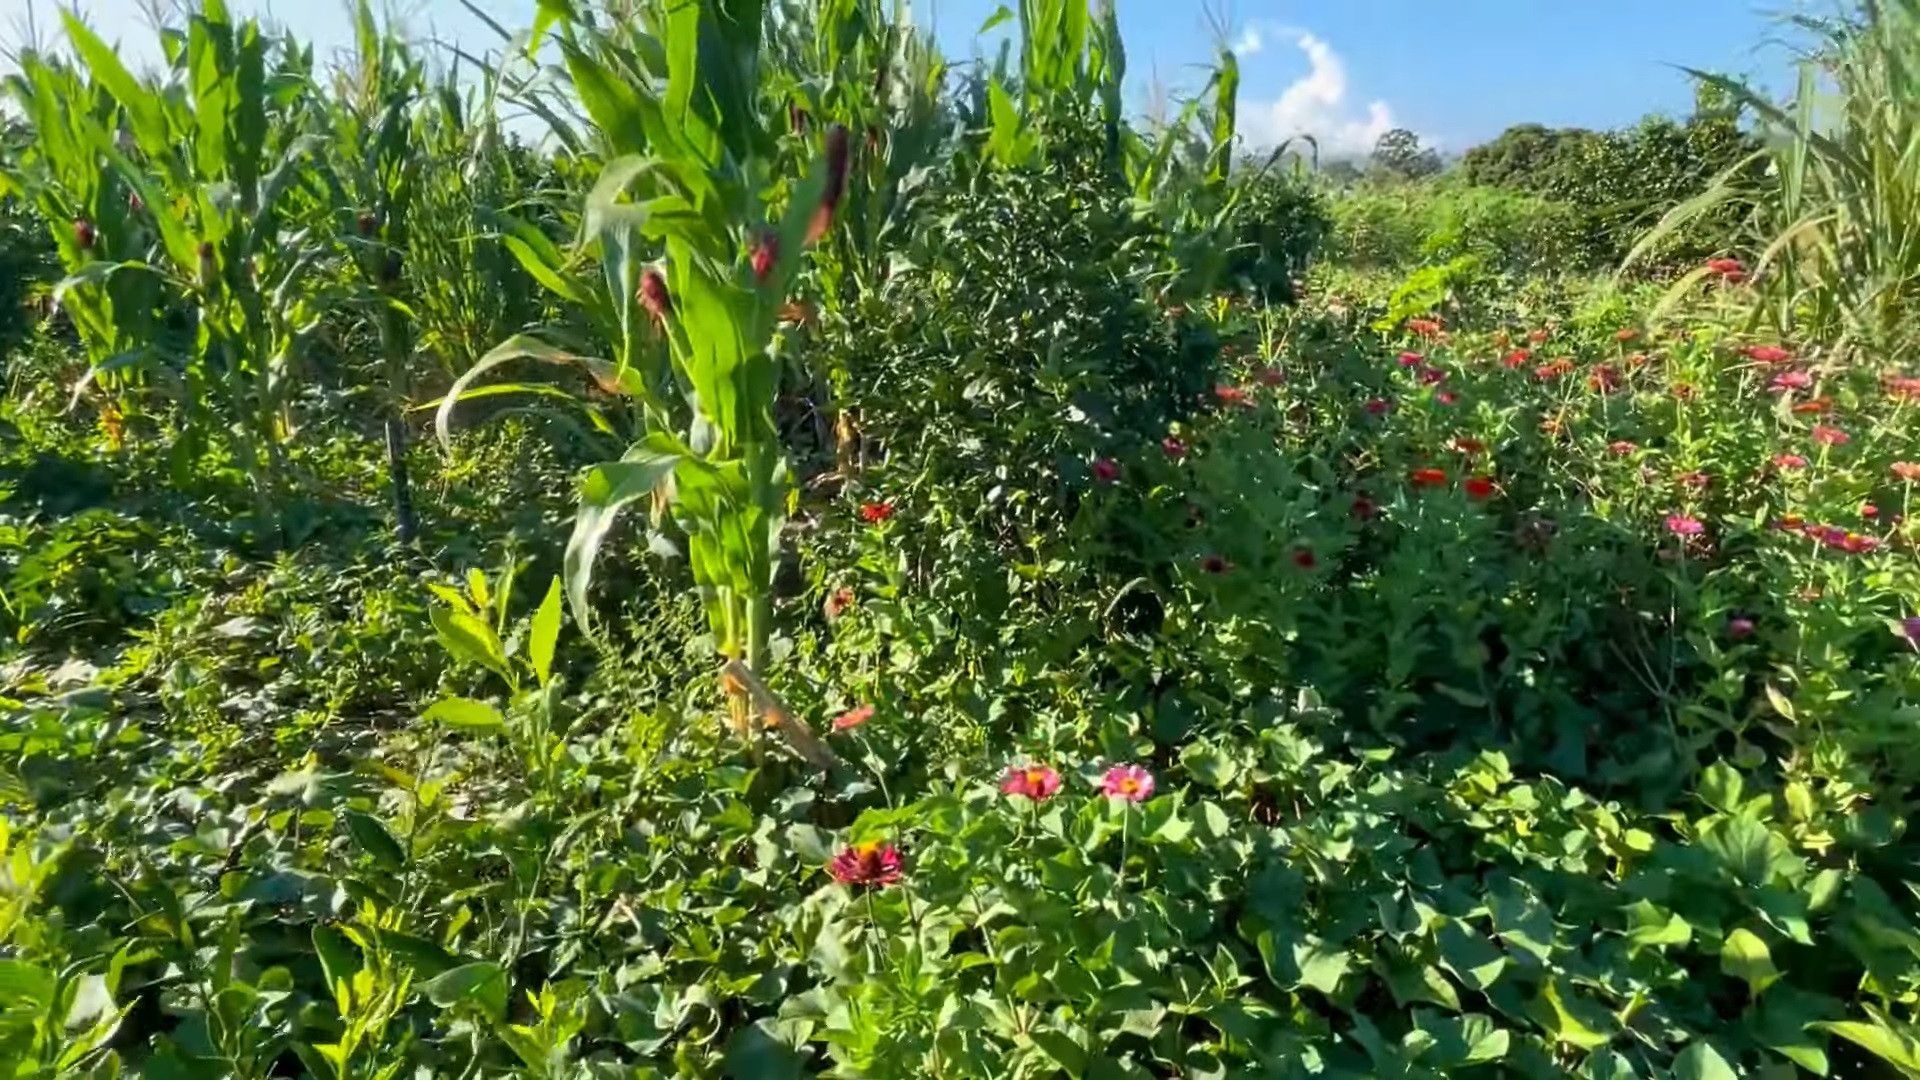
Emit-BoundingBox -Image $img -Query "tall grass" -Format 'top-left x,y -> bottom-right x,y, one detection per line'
1633,0 -> 1920,357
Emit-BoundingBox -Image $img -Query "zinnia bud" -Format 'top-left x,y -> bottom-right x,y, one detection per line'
750,229 -> 779,284
196,241 -> 217,285
807,125 -> 851,246
639,265 -> 672,324
73,217 -> 97,251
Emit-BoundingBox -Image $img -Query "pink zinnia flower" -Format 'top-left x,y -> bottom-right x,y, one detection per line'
1213,385 -> 1252,407
1256,365 -> 1286,386
1162,436 -> 1189,459
1892,462 -> 1920,482
832,704 -> 875,731
1811,425 -> 1850,446
1001,764 -> 1062,801
1436,390 -> 1459,406
1398,351 -> 1425,367
1406,317 -> 1443,338
1770,371 -> 1812,392
1773,454 -> 1809,470
1706,257 -> 1746,280
1679,471 -> 1711,490
1666,514 -> 1705,537
827,841 -> 902,887
1727,615 -> 1756,640
1092,458 -> 1121,484
1419,367 -> 1448,386
1744,345 -> 1793,364
1608,440 -> 1638,455
1099,764 -> 1155,802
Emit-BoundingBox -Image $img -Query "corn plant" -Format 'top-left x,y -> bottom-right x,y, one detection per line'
459,2 -> 849,745
3,4 -> 327,523
320,0 -> 427,543
1632,0 -> 1920,357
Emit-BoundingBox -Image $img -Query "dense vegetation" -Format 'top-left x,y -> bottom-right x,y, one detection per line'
2,1 -> 1918,1078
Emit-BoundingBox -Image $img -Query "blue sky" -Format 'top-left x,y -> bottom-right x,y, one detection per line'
9,0 -> 1801,156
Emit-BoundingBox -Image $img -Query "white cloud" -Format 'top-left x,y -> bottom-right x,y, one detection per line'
1239,30 -> 1399,159
1231,26 -> 1264,58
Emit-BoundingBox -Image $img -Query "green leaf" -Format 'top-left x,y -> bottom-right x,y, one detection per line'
527,577 -> 563,687
977,4 -> 1013,33
422,697 -> 506,734
1291,939 -> 1350,996
1179,742 -> 1238,789
311,925 -> 361,992
1436,921 -> 1508,991
1529,978 -> 1614,1051
1720,928 -> 1780,995
1697,761 -> 1744,812
565,447 -> 681,631
425,961 -> 508,1021
429,607 -> 513,685
342,811 -> 406,872
1815,1011 -> 1920,1074
1670,1041 -> 1738,1080
1624,899 -> 1693,952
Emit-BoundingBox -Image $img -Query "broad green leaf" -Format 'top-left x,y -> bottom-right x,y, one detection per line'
1815,1012 -> 1920,1074
1670,1041 -> 1738,1080
564,447 -> 681,631
422,697 -> 506,734
342,811 -> 406,872
425,961 -> 508,1020
528,577 -> 563,687
1436,921 -> 1507,991
1721,927 -> 1781,995
1529,978 -> 1613,1051
1291,939 -> 1350,996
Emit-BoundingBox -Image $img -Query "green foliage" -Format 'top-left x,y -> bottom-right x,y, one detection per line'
1,2 -> 1917,1078
1370,126 -> 1443,180
1633,0 -> 1920,357
1463,90 -> 1758,270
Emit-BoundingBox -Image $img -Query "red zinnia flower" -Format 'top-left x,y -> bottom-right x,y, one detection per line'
1410,468 -> 1447,488
1351,495 -> 1379,520
824,587 -> 856,620
1406,317 -> 1444,338
1770,371 -> 1812,392
832,704 -> 875,731
1773,453 -> 1808,470
1199,554 -> 1234,574
1587,365 -> 1622,393
1000,764 -> 1062,801
1672,382 -> 1696,400
1464,476 -> 1495,500
73,217 -> 97,251
1615,328 -> 1639,343
1256,365 -> 1286,386
1162,436 -> 1189,459
1503,348 -> 1531,369
1291,547 -> 1317,569
1214,385 -> 1252,407
1811,425 -> 1850,446
1706,257 -> 1746,280
1727,614 -> 1756,640
1744,345 -> 1793,364
1608,440 -> 1638,455
1092,458 -> 1121,484
859,501 -> 895,523
1885,375 -> 1920,399
828,841 -> 902,887
1862,503 -> 1880,519
1419,367 -> 1448,386
1364,397 -> 1392,416
1452,437 -> 1486,454
1099,764 -> 1155,802
1398,351 -> 1425,367
1666,514 -> 1705,537
1436,390 -> 1459,406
